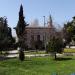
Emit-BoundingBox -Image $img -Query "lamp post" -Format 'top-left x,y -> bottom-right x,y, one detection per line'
43,16 -> 45,27
43,16 -> 46,50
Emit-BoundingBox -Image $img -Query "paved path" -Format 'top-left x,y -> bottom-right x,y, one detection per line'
6,54 -> 52,58
6,50 -> 75,58
6,50 -> 51,58
6,50 -> 64,58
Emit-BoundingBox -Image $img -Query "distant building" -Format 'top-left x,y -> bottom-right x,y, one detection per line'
15,5 -> 55,49
25,15 -> 55,49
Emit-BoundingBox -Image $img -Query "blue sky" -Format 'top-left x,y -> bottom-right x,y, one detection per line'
0,0 -> 75,36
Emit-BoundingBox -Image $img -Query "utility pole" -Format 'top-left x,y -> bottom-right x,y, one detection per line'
43,16 -> 45,27
43,16 -> 46,50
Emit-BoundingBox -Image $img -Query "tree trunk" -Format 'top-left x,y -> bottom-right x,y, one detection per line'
19,47 -> 25,61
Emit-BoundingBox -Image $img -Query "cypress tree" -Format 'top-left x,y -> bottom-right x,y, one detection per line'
16,4 -> 27,61
16,4 -> 26,36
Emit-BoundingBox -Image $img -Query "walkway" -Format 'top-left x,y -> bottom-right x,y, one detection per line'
6,50 -> 64,58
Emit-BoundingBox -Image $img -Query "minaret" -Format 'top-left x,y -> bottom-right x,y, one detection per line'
47,15 -> 53,28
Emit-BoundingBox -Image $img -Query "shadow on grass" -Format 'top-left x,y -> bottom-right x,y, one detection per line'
0,56 -> 11,61
54,57 -> 72,61
0,56 -> 32,61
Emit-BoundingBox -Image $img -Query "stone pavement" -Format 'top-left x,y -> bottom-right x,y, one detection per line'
5,50 -> 75,58
6,50 -> 65,58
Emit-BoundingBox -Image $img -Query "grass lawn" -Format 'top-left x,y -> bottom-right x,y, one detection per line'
0,56 -> 75,75
64,48 -> 75,53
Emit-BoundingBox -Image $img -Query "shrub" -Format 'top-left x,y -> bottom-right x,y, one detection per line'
46,36 -> 64,59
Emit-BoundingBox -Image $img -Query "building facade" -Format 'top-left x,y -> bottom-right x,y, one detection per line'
25,15 -> 54,49
15,5 -> 55,49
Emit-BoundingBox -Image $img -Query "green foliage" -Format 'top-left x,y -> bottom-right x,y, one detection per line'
15,5 -> 27,47
16,5 -> 27,37
0,17 -> 13,50
63,16 -> 75,44
47,36 -> 63,53
72,35 -> 75,41
15,5 -> 28,60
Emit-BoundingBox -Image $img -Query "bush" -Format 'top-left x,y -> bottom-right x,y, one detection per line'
46,36 -> 64,59
47,37 -> 63,53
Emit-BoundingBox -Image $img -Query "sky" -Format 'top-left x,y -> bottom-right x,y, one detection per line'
0,0 -> 75,36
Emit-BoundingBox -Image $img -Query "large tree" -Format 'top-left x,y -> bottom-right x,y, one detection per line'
63,16 -> 75,46
0,17 -> 14,51
15,5 -> 28,61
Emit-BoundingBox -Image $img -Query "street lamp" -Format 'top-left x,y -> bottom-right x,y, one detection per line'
43,16 -> 45,27
43,16 -> 46,50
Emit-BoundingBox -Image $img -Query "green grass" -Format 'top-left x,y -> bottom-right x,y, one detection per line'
0,56 -> 75,75
64,48 -> 75,53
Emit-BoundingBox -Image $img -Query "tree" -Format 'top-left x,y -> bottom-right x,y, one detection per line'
46,35 -> 63,60
15,5 -> 28,61
63,23 -> 72,45
63,16 -> 75,46
0,17 -> 14,51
